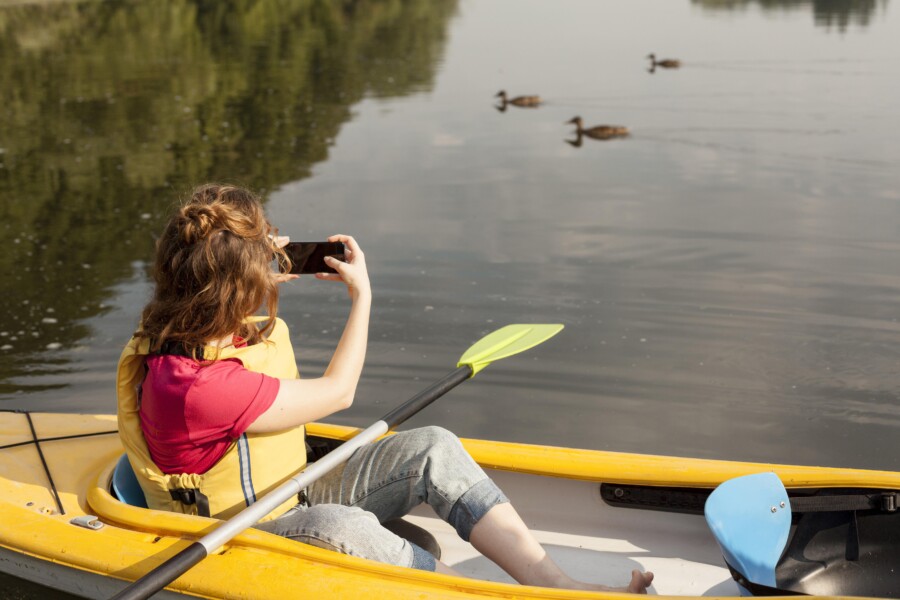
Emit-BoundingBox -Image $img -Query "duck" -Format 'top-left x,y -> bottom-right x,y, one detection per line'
495,90 -> 541,108
566,116 -> 629,140
647,53 -> 681,69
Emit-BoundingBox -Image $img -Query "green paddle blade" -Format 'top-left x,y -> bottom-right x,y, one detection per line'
457,324 -> 564,376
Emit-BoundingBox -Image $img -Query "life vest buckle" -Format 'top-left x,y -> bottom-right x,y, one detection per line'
170,487 -> 211,517
170,488 -> 197,504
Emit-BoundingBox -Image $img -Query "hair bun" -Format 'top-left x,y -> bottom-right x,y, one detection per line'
181,204 -> 223,244
178,184 -> 268,245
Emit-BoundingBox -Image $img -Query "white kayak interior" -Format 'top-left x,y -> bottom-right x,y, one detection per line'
405,467 -> 738,596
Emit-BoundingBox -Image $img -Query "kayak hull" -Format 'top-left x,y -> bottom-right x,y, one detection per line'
3,411 -> 899,599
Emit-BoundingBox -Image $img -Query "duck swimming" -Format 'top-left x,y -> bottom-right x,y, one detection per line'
495,90 -> 541,108
647,53 -> 681,69
566,116 -> 629,140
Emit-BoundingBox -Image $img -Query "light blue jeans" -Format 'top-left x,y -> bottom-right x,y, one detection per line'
255,426 -> 508,571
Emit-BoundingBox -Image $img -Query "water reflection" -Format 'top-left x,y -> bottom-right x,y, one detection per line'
0,0 -> 457,395
1,0 -> 899,474
692,0 -> 889,30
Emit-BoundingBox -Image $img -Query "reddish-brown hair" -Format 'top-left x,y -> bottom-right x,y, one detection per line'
138,184 -> 288,356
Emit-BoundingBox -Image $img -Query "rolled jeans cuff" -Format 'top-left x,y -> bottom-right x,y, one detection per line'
409,542 -> 437,571
447,478 -> 509,541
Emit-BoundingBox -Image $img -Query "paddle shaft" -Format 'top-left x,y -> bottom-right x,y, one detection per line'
111,365 -> 473,600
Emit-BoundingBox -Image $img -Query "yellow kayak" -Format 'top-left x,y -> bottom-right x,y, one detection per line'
2,410 -> 899,599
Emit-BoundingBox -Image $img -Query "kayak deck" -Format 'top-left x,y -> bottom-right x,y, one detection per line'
4,411 -> 900,599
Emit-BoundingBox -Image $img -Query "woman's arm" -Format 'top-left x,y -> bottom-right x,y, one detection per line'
247,235 -> 371,433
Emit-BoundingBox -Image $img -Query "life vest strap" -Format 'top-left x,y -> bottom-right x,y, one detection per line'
169,488 -> 211,517
155,340 -> 204,358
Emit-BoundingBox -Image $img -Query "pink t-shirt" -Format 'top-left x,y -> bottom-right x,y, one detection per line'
139,355 -> 280,474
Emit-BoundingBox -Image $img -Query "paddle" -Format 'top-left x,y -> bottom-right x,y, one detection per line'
110,323 -> 563,600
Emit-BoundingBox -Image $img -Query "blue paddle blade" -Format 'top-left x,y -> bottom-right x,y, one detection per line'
705,472 -> 791,593
457,324 -> 564,376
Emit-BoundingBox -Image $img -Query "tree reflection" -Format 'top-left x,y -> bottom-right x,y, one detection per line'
691,0 -> 888,30
0,0 -> 457,395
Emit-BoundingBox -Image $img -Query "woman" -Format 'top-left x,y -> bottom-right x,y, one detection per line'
116,184 -> 653,593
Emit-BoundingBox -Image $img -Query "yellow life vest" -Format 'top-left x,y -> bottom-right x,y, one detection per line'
117,317 -> 306,521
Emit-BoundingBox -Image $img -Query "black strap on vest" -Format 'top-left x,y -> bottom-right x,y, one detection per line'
155,340 -> 204,358
169,488 -> 211,518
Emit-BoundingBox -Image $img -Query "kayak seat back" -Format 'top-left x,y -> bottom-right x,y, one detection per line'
112,453 -> 149,508
704,472 -> 791,595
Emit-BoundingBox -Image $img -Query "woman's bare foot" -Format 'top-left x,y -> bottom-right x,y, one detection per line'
578,569 -> 654,593
627,569 -> 654,593
469,503 -> 655,593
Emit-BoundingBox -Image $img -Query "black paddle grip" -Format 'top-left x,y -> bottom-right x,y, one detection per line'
382,365 -> 472,429
110,541 -> 208,600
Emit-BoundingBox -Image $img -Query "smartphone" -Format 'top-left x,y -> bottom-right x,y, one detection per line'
281,241 -> 346,274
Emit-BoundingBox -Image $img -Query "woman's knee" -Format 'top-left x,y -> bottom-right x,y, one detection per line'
304,504 -> 379,544
406,425 -> 463,455
261,504 -> 377,547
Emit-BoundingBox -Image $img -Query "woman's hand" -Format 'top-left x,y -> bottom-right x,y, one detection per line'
271,235 -> 300,284
316,234 -> 371,300
249,234 -> 371,433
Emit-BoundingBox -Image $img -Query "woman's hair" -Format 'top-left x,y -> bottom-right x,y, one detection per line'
138,184 -> 289,356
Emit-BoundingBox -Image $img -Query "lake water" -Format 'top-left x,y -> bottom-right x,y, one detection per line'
3,0 -> 900,479
2,0 -> 900,596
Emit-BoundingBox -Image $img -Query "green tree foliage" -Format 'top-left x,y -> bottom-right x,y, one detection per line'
691,0 -> 886,31
0,0 -> 457,394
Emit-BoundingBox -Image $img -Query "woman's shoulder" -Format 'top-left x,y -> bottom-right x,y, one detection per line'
145,353 -> 202,376
187,358 -> 279,422
147,354 -> 246,380
187,358 -> 265,403
197,357 -> 248,377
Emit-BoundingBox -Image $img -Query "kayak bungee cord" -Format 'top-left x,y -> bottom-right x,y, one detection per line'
24,410 -> 66,515
0,429 -> 119,451
0,409 -> 118,515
